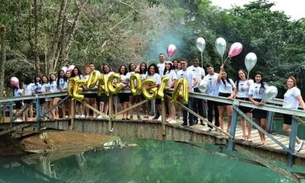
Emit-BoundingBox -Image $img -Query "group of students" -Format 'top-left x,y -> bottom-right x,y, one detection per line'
11,53 -> 305,151
13,71 -> 68,122
203,64 -> 304,151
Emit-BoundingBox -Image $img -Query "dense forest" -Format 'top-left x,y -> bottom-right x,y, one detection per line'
1,0 -> 305,97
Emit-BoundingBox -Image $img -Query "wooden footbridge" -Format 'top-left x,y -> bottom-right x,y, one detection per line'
1,91 -> 305,182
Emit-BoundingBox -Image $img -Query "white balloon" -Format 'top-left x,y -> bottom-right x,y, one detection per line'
262,86 -> 278,102
196,37 -> 206,53
198,80 -> 207,93
215,37 -> 226,57
61,66 -> 68,73
245,52 -> 257,73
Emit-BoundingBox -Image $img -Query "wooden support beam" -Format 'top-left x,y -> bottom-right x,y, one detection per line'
0,123 -> 31,136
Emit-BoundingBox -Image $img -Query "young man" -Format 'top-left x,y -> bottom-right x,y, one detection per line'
177,58 -> 198,127
188,57 -> 207,125
204,64 -> 219,130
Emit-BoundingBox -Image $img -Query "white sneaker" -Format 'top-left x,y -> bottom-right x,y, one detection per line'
202,127 -> 212,132
80,114 -> 85,118
168,119 -> 176,124
295,140 -> 303,152
75,115 -> 80,118
14,118 -> 22,122
97,115 -> 103,119
157,116 -> 162,121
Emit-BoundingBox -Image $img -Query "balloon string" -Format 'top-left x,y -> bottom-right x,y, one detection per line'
223,57 -> 230,64
201,52 -> 203,68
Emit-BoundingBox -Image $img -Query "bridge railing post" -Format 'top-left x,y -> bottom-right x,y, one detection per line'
287,118 -> 298,167
267,111 -> 274,133
35,94 -> 41,129
227,105 -> 238,152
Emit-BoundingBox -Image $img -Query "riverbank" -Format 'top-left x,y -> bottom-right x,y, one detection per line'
0,131 -> 119,157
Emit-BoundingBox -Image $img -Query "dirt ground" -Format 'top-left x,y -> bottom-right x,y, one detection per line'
0,131 -> 118,157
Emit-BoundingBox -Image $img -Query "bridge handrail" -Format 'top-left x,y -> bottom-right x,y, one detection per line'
1,89 -> 305,117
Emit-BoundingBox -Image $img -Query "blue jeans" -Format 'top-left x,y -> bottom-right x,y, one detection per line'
183,97 -> 194,126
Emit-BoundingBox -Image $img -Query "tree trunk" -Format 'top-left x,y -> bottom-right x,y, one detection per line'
47,0 -> 68,75
59,6 -> 81,68
0,25 -> 6,98
33,0 -> 41,75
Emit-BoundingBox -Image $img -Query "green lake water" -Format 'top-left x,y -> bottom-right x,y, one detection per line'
0,138 -> 303,183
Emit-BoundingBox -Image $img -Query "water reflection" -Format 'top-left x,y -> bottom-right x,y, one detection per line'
0,139 -> 300,183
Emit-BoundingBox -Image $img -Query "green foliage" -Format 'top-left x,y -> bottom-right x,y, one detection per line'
1,0 -> 305,98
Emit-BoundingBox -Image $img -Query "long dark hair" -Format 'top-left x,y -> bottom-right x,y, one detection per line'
71,67 -> 82,77
163,62 -> 173,76
139,62 -> 147,74
221,70 -> 233,87
147,63 -> 159,75
255,71 -> 266,89
236,69 -> 248,90
118,65 -> 128,75
57,70 -> 67,87
34,75 -> 42,86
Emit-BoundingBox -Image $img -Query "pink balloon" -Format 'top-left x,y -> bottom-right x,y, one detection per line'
10,77 -> 19,88
68,65 -> 75,71
228,42 -> 243,57
167,44 -> 176,57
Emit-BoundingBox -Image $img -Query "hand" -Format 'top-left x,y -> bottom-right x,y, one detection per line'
220,64 -> 224,70
228,96 -> 234,100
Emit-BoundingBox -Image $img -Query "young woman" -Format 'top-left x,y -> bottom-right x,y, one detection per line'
216,67 -> 236,132
41,75 -> 51,120
23,77 -> 35,120
127,63 -> 140,120
249,71 -> 268,145
57,70 -> 68,118
65,70 -> 72,118
137,62 -> 149,119
71,67 -> 85,118
49,73 -> 60,119
117,65 -> 130,120
232,69 -> 254,140
83,66 -> 97,118
163,61 -> 177,123
146,64 -> 161,120
282,76 -> 305,152
101,64 -> 114,116
172,59 -> 179,72
34,75 -> 44,119
13,82 -> 23,122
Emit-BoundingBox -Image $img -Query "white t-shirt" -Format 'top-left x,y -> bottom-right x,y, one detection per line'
176,69 -> 196,92
41,83 -> 50,93
49,80 -> 59,93
157,62 -> 165,77
218,78 -> 236,94
235,79 -> 254,98
164,70 -> 177,87
14,88 -> 22,97
204,73 -> 219,96
24,83 -> 35,95
187,65 -> 205,88
58,78 -> 67,90
147,73 -> 161,85
249,82 -> 268,99
283,87 -> 301,109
